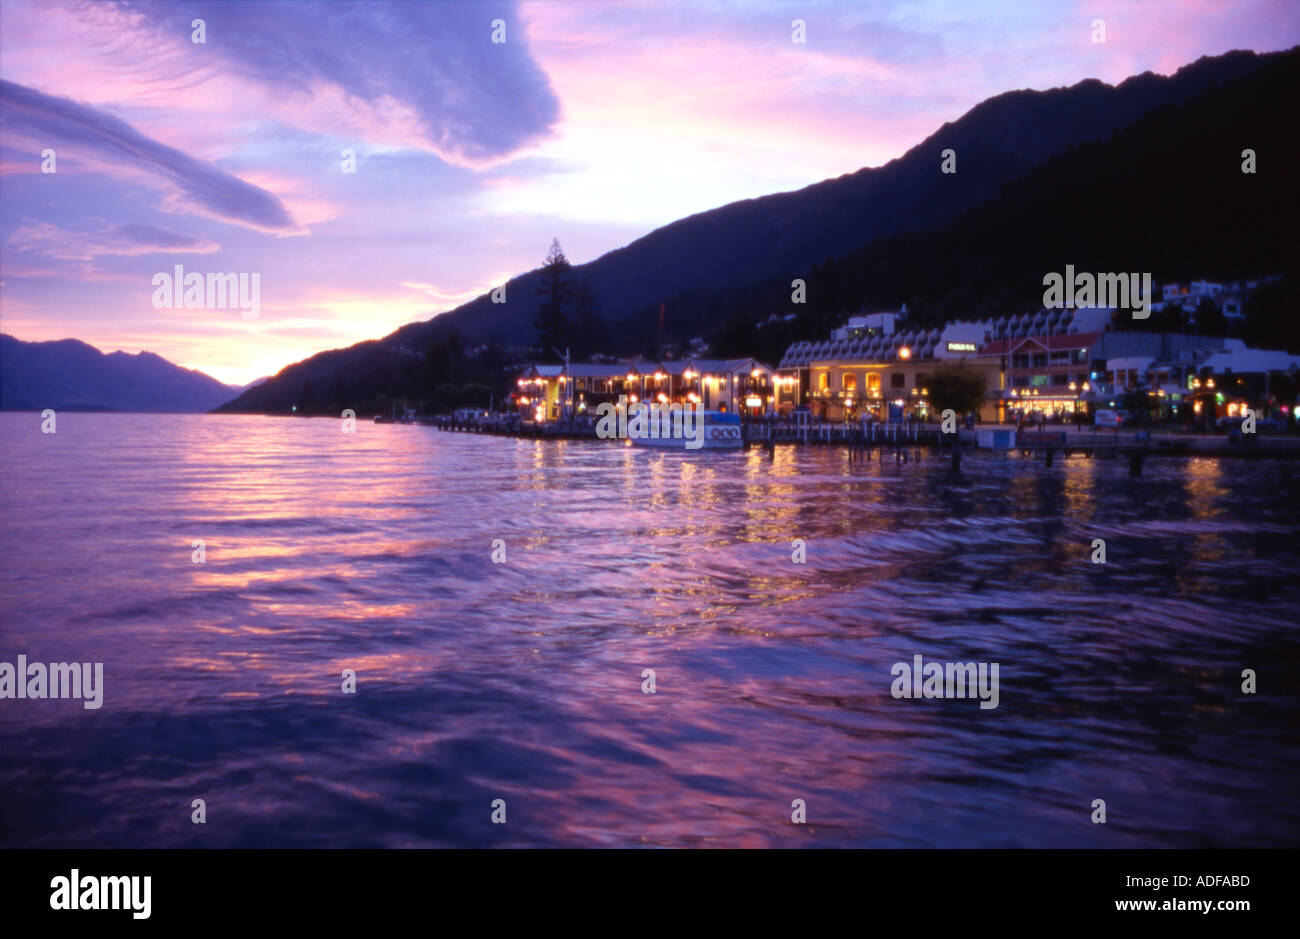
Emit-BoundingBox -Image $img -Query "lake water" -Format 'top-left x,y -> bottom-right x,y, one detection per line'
1,412 -> 1297,847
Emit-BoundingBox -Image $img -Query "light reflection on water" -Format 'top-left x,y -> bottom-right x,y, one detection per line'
0,413 -> 1297,847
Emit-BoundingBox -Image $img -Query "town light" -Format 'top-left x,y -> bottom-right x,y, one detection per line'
899,347 -> 911,359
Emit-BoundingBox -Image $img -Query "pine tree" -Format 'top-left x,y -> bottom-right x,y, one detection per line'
571,281 -> 607,358
534,238 -> 573,358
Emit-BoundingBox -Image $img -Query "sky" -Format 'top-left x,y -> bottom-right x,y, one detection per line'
1,0 -> 1297,385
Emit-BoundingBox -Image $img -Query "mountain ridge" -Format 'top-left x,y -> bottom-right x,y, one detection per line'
0,334 -> 242,413
217,46 -> 1297,416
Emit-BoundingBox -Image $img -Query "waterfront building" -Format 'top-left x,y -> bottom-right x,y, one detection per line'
778,320 -> 1001,422
1082,334 -> 1298,421
1198,340 -> 1300,421
511,357 -> 776,422
978,329 -> 1101,419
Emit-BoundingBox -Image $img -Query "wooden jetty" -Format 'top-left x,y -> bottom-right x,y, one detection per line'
423,413 -> 1300,467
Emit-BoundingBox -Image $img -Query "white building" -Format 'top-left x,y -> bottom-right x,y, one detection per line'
1199,340 -> 1300,375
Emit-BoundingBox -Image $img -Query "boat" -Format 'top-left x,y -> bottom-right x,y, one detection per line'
629,410 -> 743,450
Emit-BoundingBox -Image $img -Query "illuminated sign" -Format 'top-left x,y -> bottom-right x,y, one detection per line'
946,341 -> 977,353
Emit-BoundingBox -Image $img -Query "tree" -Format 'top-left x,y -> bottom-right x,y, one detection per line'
425,328 -> 464,392
1120,386 -> 1153,425
533,238 -> 573,357
935,287 -> 976,325
433,382 -> 460,412
460,382 -> 493,409
1192,297 -> 1228,336
712,307 -> 754,358
928,359 -> 987,418
570,280 -> 608,358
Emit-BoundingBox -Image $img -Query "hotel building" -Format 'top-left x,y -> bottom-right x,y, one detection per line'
513,357 -> 777,422
778,316 -> 1005,422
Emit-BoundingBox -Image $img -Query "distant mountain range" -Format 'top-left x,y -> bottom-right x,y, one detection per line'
0,335 -> 242,412
218,46 -> 1299,415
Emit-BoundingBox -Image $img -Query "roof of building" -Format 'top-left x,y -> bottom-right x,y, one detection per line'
779,307 -> 1116,368
516,358 -> 775,380
1200,340 -> 1300,374
521,363 -> 565,377
565,363 -> 637,379
979,331 -> 1102,356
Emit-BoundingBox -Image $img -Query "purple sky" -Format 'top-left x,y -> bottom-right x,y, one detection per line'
2,0 -> 1297,384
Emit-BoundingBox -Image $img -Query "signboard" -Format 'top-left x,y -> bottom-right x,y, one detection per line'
946,341 -> 977,353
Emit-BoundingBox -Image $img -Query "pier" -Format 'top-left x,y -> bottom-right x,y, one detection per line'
421,413 -> 1300,461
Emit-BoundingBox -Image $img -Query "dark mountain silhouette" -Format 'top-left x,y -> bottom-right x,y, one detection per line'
217,46 -> 1297,415
0,334 -> 241,412
668,46 -> 1300,363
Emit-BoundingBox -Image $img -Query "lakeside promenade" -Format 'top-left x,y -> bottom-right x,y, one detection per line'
426,413 -> 1300,460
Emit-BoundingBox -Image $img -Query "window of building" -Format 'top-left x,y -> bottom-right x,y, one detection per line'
890,373 -> 905,390
818,372 -> 828,391
843,373 -> 858,393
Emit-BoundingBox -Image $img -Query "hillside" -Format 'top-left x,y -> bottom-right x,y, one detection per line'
217,47 -> 1298,415
0,335 -> 242,412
